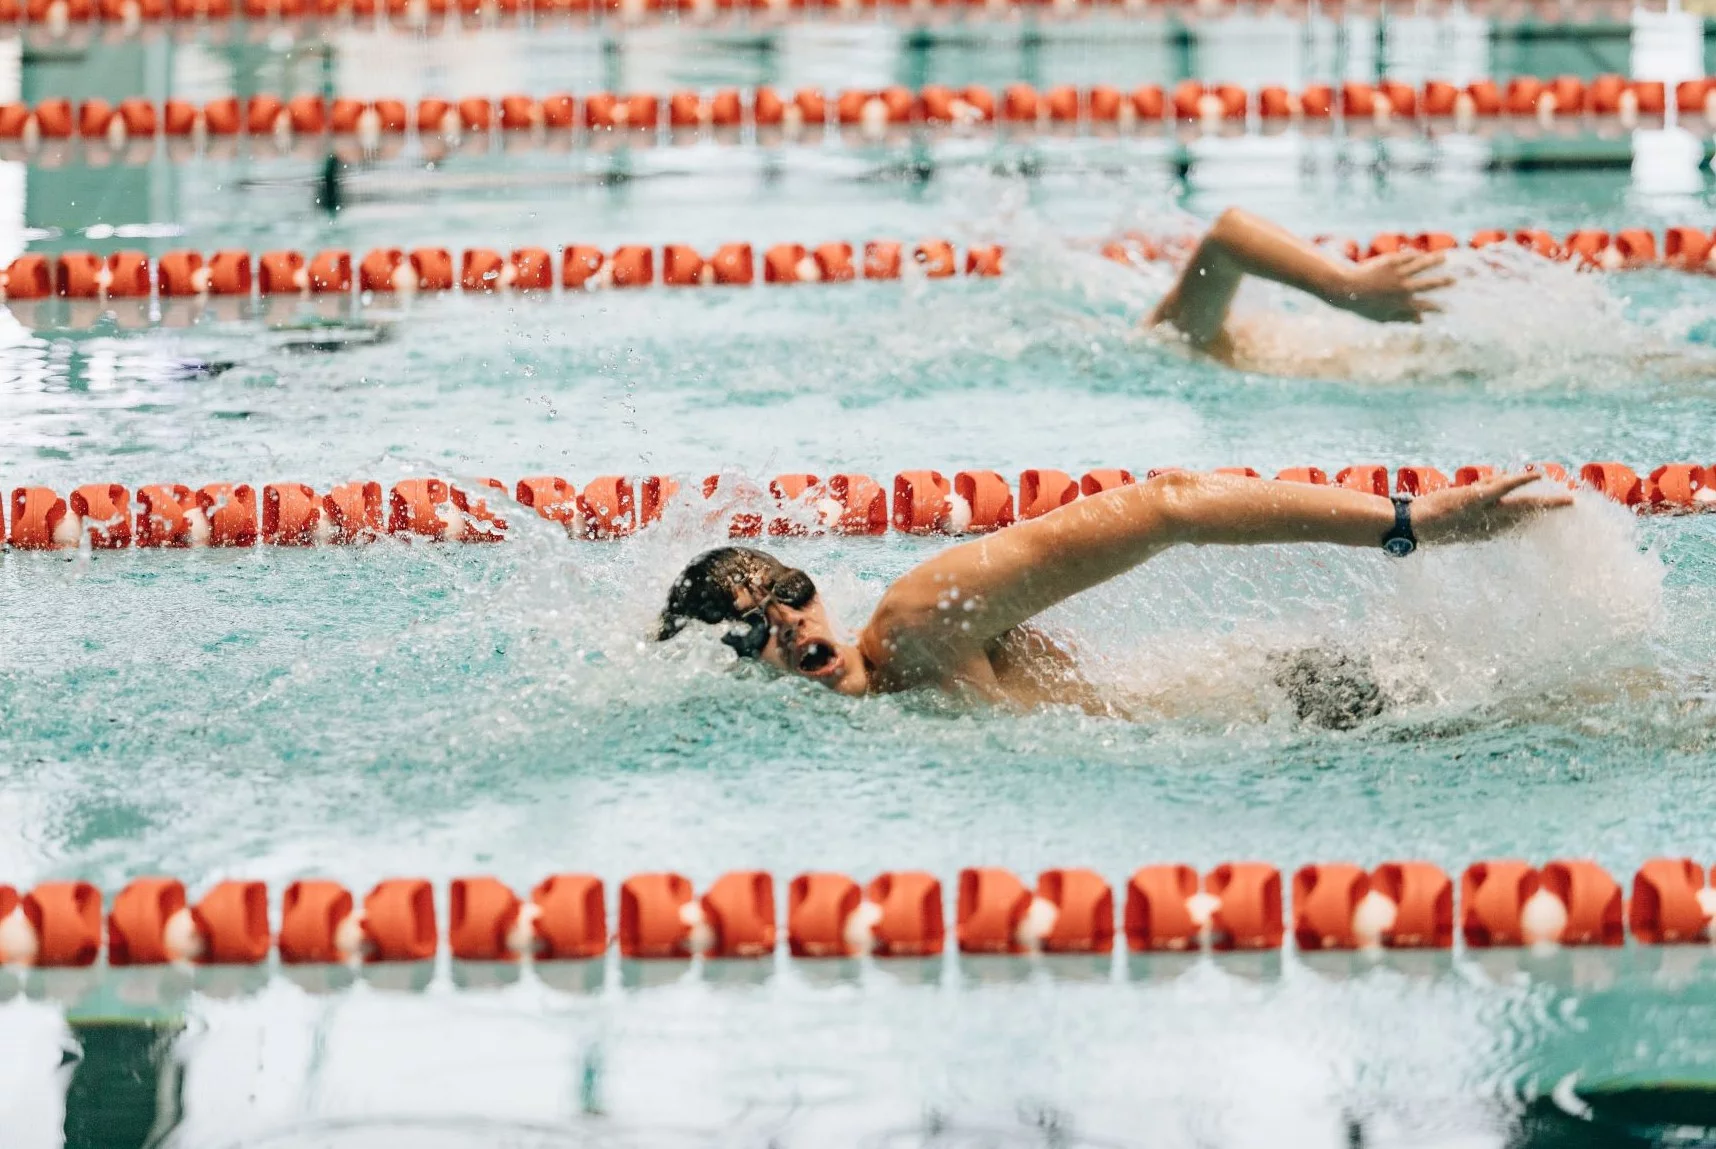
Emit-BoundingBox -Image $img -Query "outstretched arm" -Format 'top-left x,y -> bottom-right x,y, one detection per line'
1147,208 -> 1454,353
865,471 -> 1569,675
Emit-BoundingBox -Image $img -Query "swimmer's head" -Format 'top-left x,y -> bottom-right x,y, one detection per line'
656,546 -> 868,695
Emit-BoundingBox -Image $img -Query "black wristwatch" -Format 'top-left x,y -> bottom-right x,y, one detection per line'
1381,494 -> 1417,557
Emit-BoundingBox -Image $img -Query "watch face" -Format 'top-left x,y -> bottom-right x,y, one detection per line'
1383,537 -> 1415,558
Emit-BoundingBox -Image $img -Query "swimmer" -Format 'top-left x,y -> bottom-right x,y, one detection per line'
1145,207 -> 1454,364
655,470 -> 1572,715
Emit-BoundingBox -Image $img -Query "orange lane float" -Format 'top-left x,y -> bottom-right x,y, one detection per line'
957,867 -> 1115,954
1629,859 -> 1716,944
107,877 -> 272,964
276,879 -> 358,963
106,877 -> 190,965
861,871 -> 945,956
4,463 -> 1712,552
1291,862 -> 1454,950
782,870 -> 945,957
386,478 -> 508,542
448,874 -> 607,960
360,879 -> 439,962
0,880 -> 103,966
1460,860 -> 1624,948
1394,466 -> 1449,496
1124,863 -> 1283,952
1018,468 -> 1079,520
10,860 -> 1716,966
678,472 -> 889,538
618,871 -> 777,958
277,878 -> 437,963
69,483 -> 131,548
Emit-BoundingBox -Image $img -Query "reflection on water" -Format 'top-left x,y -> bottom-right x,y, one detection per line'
64,1020 -> 183,1149
1515,1085 -> 1716,1149
19,947 -> 1716,1148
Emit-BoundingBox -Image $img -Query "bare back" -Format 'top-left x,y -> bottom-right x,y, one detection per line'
864,622 -> 1106,712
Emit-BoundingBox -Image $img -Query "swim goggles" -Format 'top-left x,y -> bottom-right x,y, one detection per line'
724,568 -> 817,659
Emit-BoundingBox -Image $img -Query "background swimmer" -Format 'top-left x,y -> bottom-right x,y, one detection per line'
1146,207 -> 1454,365
656,470 -> 1571,716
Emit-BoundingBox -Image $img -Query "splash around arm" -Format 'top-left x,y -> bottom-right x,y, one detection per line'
859,470 -> 1571,688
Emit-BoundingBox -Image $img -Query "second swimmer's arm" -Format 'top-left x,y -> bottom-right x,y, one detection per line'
865,471 -> 1569,672
1147,207 -> 1454,350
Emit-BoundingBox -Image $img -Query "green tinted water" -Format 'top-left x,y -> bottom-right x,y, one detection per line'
6,21 -> 1716,1149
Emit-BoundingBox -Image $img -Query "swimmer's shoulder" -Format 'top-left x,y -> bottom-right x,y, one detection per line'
855,620 -> 935,695
857,610 -> 987,697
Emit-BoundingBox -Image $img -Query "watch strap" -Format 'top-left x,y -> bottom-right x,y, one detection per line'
1382,494 -> 1416,557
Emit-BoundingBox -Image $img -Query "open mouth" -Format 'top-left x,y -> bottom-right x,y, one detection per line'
795,639 -> 838,677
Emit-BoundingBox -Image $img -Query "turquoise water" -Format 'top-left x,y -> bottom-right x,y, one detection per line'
7,18 -> 1716,1149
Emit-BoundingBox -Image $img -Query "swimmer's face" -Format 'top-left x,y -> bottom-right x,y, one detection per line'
729,581 -> 868,696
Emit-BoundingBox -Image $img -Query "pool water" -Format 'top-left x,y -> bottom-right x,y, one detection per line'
7,16 -> 1716,1149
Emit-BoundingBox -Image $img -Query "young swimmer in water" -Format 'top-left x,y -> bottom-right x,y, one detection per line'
656,470 -> 1572,714
1144,207 -> 1454,364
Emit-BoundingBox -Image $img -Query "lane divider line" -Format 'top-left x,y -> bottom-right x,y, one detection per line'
0,240 -> 1000,309
5,464 -> 1710,550
2,858 -> 1703,967
5,220 -> 1716,325
3,76 -> 1709,162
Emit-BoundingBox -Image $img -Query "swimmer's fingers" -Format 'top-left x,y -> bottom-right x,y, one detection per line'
1498,493 -> 1577,512
1474,476 -> 1575,522
1449,471 -> 1539,502
1417,472 -> 1573,543
1483,471 -> 1546,497
1396,251 -> 1447,278
1404,274 -> 1456,296
1483,470 -> 1577,502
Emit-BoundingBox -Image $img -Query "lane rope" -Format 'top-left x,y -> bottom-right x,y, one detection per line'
5,465 -> 1709,550
4,75 -> 1709,164
5,218 -> 1716,323
1,858 -> 1705,967
0,240 -> 1003,308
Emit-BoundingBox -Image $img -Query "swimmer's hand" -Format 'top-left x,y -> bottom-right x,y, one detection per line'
1329,251 -> 1455,324
1411,471 -> 1575,544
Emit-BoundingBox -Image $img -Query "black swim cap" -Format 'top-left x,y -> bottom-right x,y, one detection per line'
655,546 -> 796,642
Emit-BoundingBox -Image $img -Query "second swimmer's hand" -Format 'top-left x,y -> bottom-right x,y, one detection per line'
1327,251 -> 1455,324
1410,471 -> 1575,545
